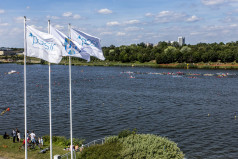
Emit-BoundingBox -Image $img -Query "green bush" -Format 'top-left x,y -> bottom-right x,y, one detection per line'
119,134 -> 184,159
78,133 -> 184,159
118,129 -> 137,138
78,142 -> 122,159
43,136 -> 84,147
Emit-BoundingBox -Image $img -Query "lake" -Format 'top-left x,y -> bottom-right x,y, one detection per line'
0,63 -> 238,159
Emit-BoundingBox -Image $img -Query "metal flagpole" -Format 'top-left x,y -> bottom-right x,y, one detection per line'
48,20 -> 53,159
23,16 -> 28,159
68,23 -> 73,159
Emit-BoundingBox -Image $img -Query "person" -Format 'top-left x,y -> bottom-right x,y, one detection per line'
16,128 -> 19,142
12,129 -> 16,143
17,130 -> 21,142
27,130 -> 29,140
40,137 -> 43,146
3,132 -> 10,139
75,144 -> 79,151
80,144 -> 84,152
38,137 -> 41,145
30,131 -> 36,144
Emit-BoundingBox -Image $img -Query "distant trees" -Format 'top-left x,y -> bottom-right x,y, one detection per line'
101,41 -> 238,64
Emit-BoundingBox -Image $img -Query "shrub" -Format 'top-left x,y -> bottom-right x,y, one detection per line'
118,129 -> 137,138
78,142 -> 122,159
119,134 -> 184,159
43,136 -> 84,147
78,133 -> 184,159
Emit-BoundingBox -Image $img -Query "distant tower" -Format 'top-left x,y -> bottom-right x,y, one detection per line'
178,37 -> 185,46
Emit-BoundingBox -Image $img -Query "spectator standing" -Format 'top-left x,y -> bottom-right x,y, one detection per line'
30,131 -> 36,144
40,137 -> 43,146
12,129 -> 16,143
17,131 -> 21,142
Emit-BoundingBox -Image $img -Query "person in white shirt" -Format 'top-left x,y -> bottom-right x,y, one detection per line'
30,131 -> 36,144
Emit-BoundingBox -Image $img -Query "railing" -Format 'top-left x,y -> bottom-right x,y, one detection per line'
83,138 -> 105,147
60,138 -> 106,159
60,151 -> 76,159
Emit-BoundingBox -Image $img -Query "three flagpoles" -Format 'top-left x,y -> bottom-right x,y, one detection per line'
23,16 -> 104,159
23,18 -> 75,159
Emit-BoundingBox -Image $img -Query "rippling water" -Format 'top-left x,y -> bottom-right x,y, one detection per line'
0,64 -> 238,158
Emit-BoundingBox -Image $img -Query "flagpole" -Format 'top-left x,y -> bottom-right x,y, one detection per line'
23,16 -> 28,159
68,23 -> 73,159
48,20 -> 53,159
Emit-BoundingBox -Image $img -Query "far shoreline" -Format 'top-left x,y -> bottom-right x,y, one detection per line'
2,60 -> 238,70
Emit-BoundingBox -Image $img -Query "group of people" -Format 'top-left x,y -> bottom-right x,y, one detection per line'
64,144 -> 84,152
12,128 -> 21,143
4,128 -> 44,148
24,130 -> 44,147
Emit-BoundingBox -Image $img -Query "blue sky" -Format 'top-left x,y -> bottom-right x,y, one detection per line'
1,0 -> 238,47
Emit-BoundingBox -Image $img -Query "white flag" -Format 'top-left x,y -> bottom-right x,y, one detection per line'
50,25 -> 90,62
70,28 -> 105,60
26,25 -> 62,64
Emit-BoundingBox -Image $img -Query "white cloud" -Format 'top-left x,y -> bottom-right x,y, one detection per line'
230,24 -> 238,27
186,15 -> 201,22
54,24 -> 64,30
190,32 -> 200,36
73,14 -> 81,19
125,27 -> 143,31
201,0 -> 226,5
117,32 -> 126,36
14,16 -> 24,23
47,15 -> 60,20
156,11 -> 172,17
201,0 -> 238,5
124,20 -> 140,25
100,32 -> 113,35
145,13 -> 153,17
155,11 -> 186,23
0,9 -> 5,14
30,25 -> 44,30
106,21 -> 120,26
63,12 -> 72,17
0,23 -> 9,26
9,28 -> 22,35
26,6 -> 30,9
98,8 -> 112,14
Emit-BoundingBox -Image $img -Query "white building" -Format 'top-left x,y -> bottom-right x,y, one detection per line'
178,37 -> 185,46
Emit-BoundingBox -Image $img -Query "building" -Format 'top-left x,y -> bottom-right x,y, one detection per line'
0,50 -> 23,56
178,37 -> 185,46
146,43 -> 153,47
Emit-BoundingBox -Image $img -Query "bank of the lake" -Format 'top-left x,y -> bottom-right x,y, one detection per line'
3,59 -> 238,70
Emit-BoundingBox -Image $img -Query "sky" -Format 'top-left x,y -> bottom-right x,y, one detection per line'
1,0 -> 238,48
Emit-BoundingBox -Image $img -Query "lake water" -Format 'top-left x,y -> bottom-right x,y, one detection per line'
0,63 -> 238,158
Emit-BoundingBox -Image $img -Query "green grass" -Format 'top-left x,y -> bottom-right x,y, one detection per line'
0,136 -> 80,159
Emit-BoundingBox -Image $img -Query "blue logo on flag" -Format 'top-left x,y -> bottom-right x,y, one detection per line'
29,33 -> 56,50
78,35 -> 99,48
64,38 -> 81,55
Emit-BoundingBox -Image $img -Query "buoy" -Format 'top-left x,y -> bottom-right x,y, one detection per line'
1,108 -> 10,115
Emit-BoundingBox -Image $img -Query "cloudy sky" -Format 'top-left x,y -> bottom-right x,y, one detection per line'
1,0 -> 238,47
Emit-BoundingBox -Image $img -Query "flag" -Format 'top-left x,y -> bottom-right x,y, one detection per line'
50,25 -> 90,62
70,28 -> 105,60
26,25 -> 62,64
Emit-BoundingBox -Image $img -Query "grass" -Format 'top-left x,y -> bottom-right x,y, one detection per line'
0,136 -> 73,159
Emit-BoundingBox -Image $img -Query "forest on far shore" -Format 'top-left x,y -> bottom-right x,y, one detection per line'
101,41 -> 238,64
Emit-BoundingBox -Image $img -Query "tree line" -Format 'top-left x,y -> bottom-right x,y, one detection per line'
101,41 -> 238,64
